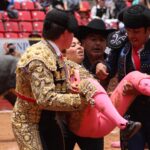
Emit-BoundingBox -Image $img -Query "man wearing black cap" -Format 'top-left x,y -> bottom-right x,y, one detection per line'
78,19 -> 114,75
11,8 -> 84,150
96,4 -> 150,150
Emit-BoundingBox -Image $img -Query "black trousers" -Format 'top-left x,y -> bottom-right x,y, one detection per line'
121,96 -> 150,150
39,110 -> 64,150
62,122 -> 104,150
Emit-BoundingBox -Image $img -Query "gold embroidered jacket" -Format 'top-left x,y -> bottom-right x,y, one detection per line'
12,40 -> 83,121
64,60 -> 99,133
11,41 -> 83,150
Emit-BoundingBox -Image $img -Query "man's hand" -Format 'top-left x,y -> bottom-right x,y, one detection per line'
96,63 -> 109,80
122,80 -> 138,96
68,81 -> 80,94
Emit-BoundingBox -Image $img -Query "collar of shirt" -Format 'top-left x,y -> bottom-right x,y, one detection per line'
47,40 -> 62,57
132,45 -> 144,56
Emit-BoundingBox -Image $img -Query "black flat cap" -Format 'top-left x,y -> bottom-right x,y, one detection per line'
122,4 -> 150,28
76,19 -> 115,40
44,8 -> 78,32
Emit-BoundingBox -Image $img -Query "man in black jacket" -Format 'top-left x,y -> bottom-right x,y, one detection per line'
96,4 -> 150,150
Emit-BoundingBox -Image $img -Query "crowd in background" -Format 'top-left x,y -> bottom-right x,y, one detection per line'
1,1 -> 150,150
1,0 -> 150,34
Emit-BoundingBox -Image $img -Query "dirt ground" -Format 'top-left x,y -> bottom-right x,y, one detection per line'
0,111 -> 120,150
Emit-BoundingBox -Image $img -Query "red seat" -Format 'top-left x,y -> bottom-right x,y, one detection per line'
18,32 -> 31,38
0,22 -> 5,32
14,2 -> 21,10
19,21 -> 33,32
3,11 -> 18,21
32,21 -> 43,32
31,11 -> 45,21
18,11 -> 32,21
3,11 -> 9,21
4,21 -> 19,32
0,33 -> 4,38
5,32 -> 19,38
21,1 -> 35,10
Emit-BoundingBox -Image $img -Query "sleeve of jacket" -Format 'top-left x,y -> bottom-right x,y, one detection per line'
105,29 -> 128,79
105,48 -> 120,79
28,60 -> 82,111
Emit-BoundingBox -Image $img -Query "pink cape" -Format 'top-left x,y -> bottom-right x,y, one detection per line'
69,71 -> 150,137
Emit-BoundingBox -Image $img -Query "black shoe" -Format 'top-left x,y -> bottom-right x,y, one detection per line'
121,121 -> 142,140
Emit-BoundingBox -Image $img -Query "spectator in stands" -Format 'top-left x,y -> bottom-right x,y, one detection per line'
0,0 -> 18,19
29,31 -> 42,38
36,0 -> 52,9
75,1 -> 91,25
28,31 -> 42,45
113,0 -> 127,18
0,0 -> 10,10
136,0 -> 150,7
65,0 -> 80,11
3,43 -> 21,58
52,0 -> 65,9
91,0 -> 113,20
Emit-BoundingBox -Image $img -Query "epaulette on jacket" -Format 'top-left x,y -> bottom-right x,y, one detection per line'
17,41 -> 57,71
65,59 -> 81,69
65,59 -> 93,80
107,29 -> 128,50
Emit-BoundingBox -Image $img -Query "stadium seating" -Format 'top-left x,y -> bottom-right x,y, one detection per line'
18,11 -> 32,21
0,22 -> 5,33
19,21 -> 33,32
31,11 -> 45,21
4,21 -> 19,32
21,1 -> 35,10
32,21 -> 43,32
5,32 -> 19,38
0,33 -> 4,38
0,1 -> 46,38
13,2 -> 21,10
18,32 -> 31,38
3,11 -> 18,21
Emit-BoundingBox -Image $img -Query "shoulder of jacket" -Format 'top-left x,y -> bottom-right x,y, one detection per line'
107,29 -> 128,50
65,59 -> 81,69
18,41 -> 57,71
65,59 -> 93,79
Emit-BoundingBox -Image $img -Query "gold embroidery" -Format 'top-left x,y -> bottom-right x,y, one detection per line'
34,80 -> 40,87
12,41 -> 83,150
36,67 -> 43,73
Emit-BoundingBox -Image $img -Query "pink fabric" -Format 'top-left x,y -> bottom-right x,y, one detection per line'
73,78 -> 127,137
70,71 -> 150,137
111,141 -> 120,148
111,71 -> 150,116
70,69 -> 80,86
